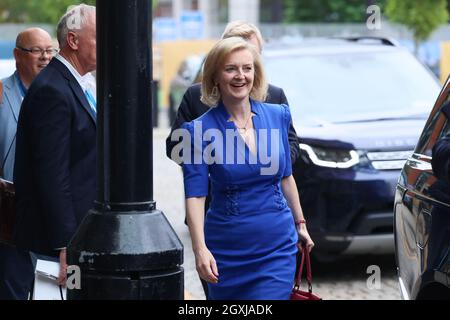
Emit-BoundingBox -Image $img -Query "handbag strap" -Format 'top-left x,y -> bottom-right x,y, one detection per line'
0,134 -> 16,178
304,246 -> 313,283
294,245 -> 313,292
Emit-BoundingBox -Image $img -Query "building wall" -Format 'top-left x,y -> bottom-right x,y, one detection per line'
156,0 -> 262,38
228,0 -> 259,25
441,42 -> 450,83
158,39 -> 216,107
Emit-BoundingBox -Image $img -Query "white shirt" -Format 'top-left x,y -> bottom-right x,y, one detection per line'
55,54 -> 96,108
83,72 -> 97,100
55,54 -> 85,90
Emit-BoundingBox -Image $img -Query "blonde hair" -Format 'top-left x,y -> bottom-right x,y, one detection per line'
201,37 -> 268,107
221,21 -> 264,52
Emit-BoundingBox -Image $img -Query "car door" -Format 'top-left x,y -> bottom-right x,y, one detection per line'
394,78 -> 450,299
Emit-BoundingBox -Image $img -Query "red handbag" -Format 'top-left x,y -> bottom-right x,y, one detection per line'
290,245 -> 321,300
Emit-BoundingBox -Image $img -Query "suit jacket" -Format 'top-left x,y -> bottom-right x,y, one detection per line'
0,72 -> 22,181
166,83 -> 300,164
13,58 -> 97,256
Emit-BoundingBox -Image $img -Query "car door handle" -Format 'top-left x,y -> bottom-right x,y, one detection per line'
416,155 -> 432,162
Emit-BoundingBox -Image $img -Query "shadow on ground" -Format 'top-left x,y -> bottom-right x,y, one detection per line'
310,254 -> 397,280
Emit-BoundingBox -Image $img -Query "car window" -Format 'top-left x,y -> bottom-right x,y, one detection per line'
263,49 -> 440,126
415,81 -> 450,156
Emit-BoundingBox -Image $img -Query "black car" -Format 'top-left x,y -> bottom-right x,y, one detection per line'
263,37 -> 441,261
394,77 -> 450,300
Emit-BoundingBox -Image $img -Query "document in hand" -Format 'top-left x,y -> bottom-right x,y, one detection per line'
33,259 -> 66,300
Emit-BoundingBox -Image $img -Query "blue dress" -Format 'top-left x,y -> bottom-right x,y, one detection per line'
182,100 -> 298,300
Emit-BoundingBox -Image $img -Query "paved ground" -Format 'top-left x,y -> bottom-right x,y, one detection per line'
153,116 -> 401,300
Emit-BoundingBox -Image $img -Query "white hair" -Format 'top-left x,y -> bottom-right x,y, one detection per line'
57,3 -> 96,48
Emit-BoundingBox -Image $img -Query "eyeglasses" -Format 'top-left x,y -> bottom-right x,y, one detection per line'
16,46 -> 59,57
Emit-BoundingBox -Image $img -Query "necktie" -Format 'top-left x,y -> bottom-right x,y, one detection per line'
84,89 -> 97,115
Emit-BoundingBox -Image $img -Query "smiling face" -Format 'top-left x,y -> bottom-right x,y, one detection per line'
14,28 -> 54,86
216,48 -> 255,105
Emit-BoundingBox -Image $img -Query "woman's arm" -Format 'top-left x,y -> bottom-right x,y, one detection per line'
186,197 -> 219,284
281,175 -> 315,252
281,175 -> 305,222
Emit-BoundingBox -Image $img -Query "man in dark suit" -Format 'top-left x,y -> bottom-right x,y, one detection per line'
13,4 -> 96,288
165,21 -> 300,299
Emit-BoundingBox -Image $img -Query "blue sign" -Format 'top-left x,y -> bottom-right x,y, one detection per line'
154,17 -> 178,42
180,11 -> 205,40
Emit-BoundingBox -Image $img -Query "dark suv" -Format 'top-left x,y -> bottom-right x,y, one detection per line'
394,77 -> 450,300
263,37 -> 441,260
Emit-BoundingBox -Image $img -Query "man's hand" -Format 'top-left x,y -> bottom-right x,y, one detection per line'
58,249 -> 68,287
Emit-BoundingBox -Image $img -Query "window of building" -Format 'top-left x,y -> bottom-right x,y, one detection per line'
218,0 -> 229,23
260,0 -> 283,23
155,0 -> 172,17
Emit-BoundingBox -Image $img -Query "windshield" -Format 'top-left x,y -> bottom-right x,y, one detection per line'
264,49 -> 441,126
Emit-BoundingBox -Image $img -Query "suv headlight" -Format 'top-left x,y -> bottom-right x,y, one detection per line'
299,144 -> 360,169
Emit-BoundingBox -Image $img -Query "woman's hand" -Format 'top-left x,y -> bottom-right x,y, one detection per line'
194,247 -> 219,284
297,224 -> 315,253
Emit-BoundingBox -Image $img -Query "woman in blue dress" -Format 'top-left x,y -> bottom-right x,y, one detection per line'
181,37 -> 314,300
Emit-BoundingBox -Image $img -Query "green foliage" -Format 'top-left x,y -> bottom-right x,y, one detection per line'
284,0 -> 387,23
386,0 -> 449,44
0,0 -> 96,24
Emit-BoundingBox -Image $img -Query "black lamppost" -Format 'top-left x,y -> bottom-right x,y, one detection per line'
67,0 -> 184,300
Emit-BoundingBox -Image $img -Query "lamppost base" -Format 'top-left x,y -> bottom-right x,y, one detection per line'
67,208 -> 184,300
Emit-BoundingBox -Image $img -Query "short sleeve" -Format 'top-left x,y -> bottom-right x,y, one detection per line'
282,104 -> 293,177
181,121 -> 209,198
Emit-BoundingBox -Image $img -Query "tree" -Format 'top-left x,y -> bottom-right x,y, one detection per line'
386,0 -> 449,53
284,0 -> 386,23
0,0 -> 96,25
